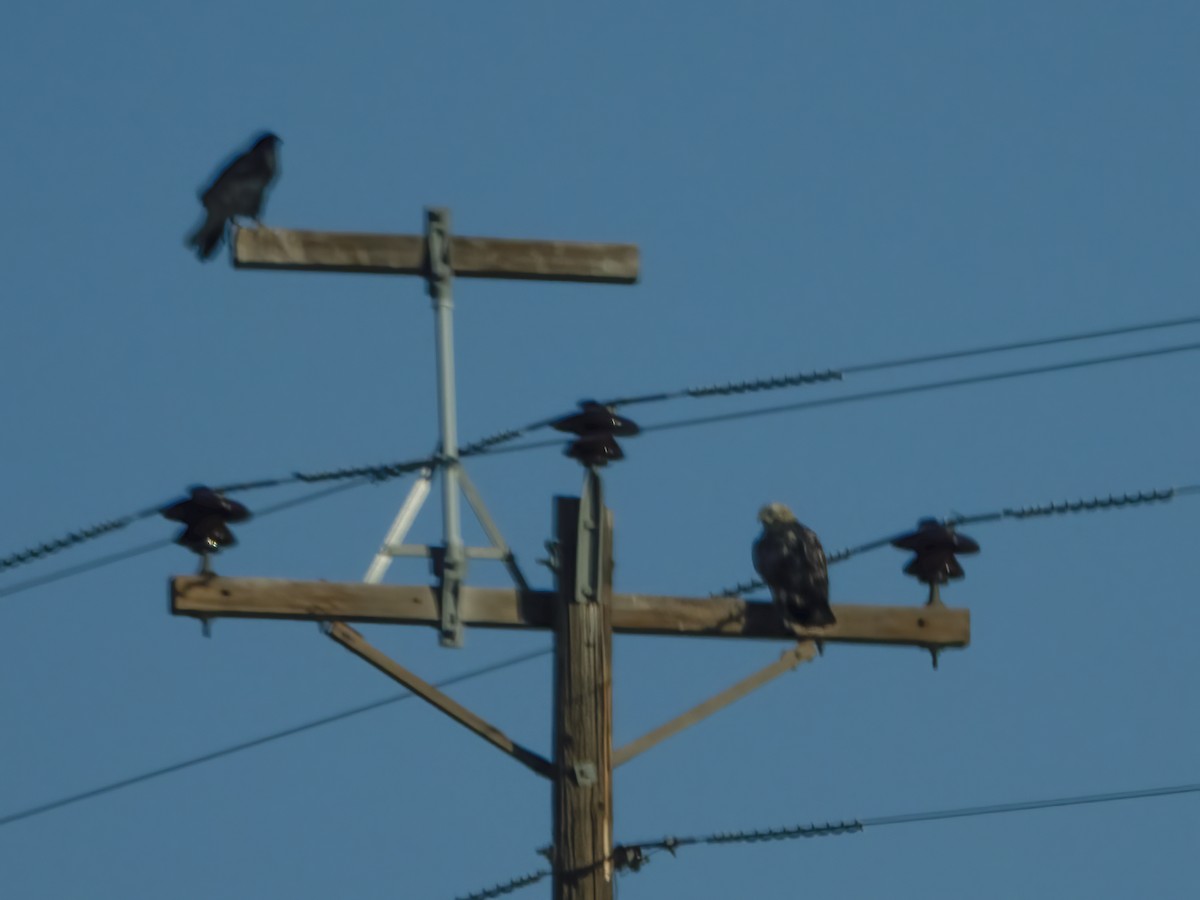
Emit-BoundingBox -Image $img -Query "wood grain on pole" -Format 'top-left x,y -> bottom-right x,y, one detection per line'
326,621 -> 552,778
552,496 -> 614,900
171,577 -> 969,648
232,227 -> 639,284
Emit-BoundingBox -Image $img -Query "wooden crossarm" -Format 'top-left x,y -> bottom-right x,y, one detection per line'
233,227 -> 639,284
171,577 -> 970,649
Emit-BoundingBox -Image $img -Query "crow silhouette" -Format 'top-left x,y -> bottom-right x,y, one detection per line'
186,132 -> 281,261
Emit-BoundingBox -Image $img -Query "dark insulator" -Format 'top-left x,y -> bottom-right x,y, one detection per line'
160,486 -> 251,555
551,400 -> 639,467
566,433 -> 626,467
890,517 -> 979,585
551,400 -> 640,438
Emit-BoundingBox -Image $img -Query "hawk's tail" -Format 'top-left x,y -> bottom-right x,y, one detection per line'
783,593 -> 837,628
186,213 -> 226,261
803,602 -> 837,627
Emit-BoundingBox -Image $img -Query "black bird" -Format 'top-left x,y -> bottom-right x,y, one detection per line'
186,131 -> 281,261
752,503 -> 836,628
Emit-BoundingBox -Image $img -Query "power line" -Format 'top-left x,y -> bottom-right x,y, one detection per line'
0,537 -> 174,600
0,479 -> 374,601
227,334 -> 1200,486
840,312 -> 1200,374
594,312 -> 1200,409
6,315 -> 1198,576
459,780 -> 1200,898
0,646 -> 551,829
640,339 -> 1200,438
715,482 -> 1200,597
8,472 -> 1195,826
455,870 -> 552,900
634,781 -> 1200,853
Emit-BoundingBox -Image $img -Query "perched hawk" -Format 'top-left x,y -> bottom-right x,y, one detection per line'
753,503 -> 835,628
186,131 -> 281,261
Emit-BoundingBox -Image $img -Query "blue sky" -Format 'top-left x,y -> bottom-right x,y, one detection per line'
2,2 -> 1199,897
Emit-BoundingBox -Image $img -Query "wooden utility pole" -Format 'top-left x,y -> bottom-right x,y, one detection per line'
552,478 -> 614,899
172,216 -> 972,899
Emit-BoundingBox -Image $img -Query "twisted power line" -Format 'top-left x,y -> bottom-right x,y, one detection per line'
5,316 -> 1200,577
458,780 -> 1200,898
454,870 -> 551,900
714,482 -> 1200,597
0,480 -> 371,601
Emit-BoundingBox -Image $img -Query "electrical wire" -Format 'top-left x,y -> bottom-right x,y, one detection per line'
454,870 -> 552,900
0,646 -> 551,829
5,314 -> 1199,575
0,479 -> 374,602
714,481 -> 1200,597
0,538 -> 175,599
458,780 -> 1200,898
224,334 -> 1200,486
839,312 -> 1200,374
640,339 -> 1200,438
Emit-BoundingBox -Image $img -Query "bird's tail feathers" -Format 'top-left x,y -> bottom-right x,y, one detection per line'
802,602 -> 837,627
186,213 -> 226,261
782,593 -> 837,628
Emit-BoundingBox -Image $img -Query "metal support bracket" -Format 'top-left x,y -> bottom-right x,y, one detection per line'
364,466 -> 434,583
426,207 -> 466,647
361,207 -> 532,648
574,468 -> 605,605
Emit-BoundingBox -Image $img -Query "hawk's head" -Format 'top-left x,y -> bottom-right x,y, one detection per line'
757,503 -> 798,528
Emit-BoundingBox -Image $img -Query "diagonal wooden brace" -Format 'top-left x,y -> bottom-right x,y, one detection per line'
613,641 -> 818,768
326,621 -> 553,779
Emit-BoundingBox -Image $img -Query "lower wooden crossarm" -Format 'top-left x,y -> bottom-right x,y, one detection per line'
326,621 -> 553,779
613,642 -> 818,768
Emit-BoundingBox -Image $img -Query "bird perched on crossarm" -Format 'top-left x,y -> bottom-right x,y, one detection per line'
186,131 -> 281,261
753,503 -> 836,629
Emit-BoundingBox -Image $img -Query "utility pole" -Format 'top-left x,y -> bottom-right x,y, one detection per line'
553,474 -> 613,899
170,216 -> 971,899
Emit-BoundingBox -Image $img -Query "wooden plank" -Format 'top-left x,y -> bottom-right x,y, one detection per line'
613,642 -> 816,768
453,237 -> 638,284
327,621 -> 553,779
171,576 -> 969,648
552,494 -> 614,899
233,227 -> 639,284
611,594 -> 971,647
170,576 -> 551,628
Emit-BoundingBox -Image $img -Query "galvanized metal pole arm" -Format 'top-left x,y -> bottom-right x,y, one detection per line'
426,207 -> 466,647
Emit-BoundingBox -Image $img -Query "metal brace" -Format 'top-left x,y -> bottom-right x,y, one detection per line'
573,467 -> 605,605
426,208 -> 466,647
573,761 -> 598,786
